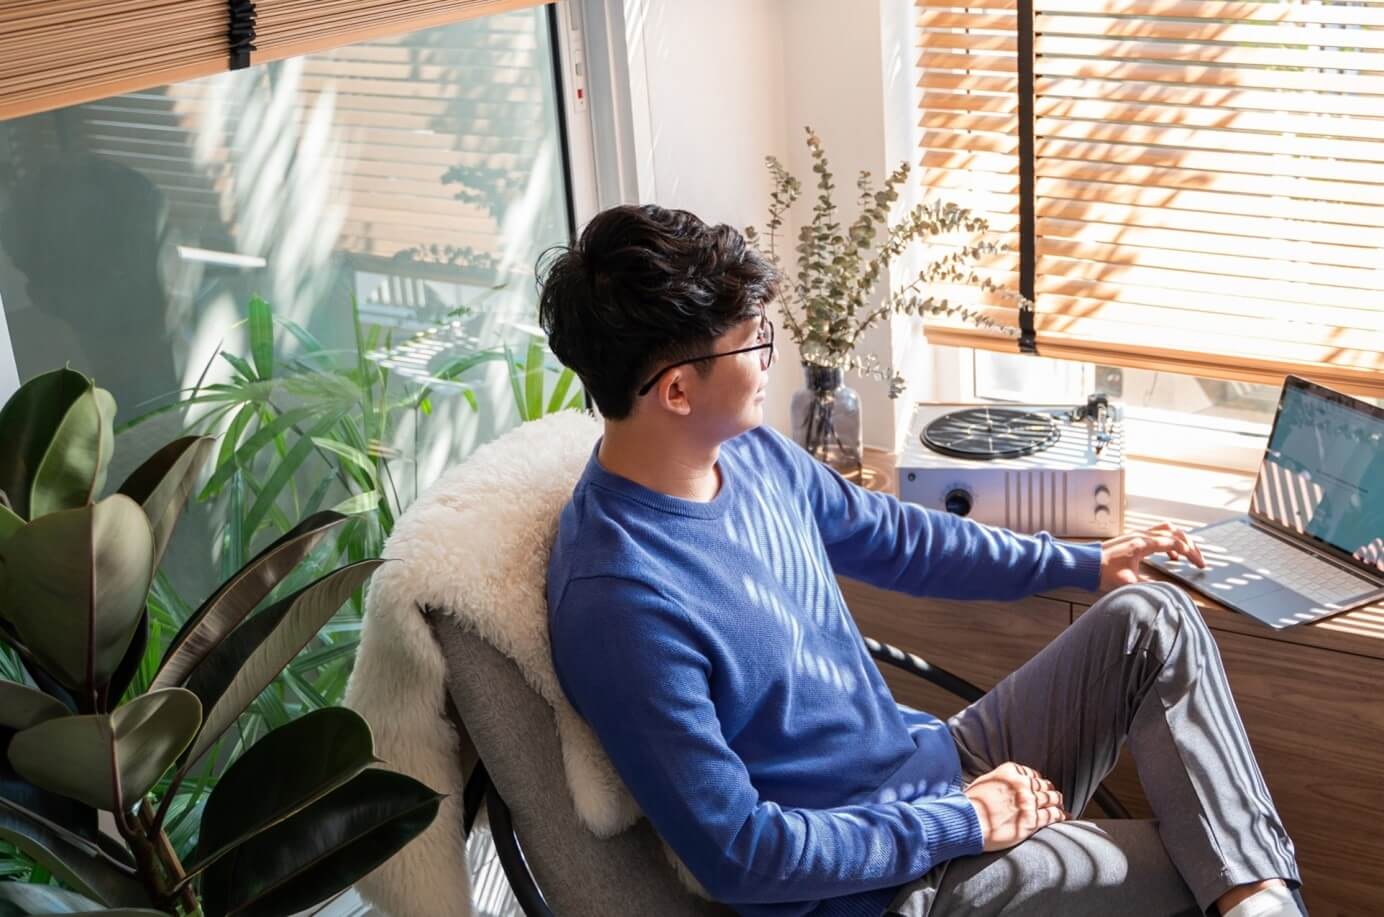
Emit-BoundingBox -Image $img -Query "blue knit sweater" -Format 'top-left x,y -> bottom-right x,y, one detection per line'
547,425 -> 1103,916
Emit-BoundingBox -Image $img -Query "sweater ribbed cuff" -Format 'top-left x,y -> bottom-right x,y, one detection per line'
1049,540 -> 1104,593
914,791 -> 985,864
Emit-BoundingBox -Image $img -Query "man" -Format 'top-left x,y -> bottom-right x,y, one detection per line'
540,204 -> 1304,917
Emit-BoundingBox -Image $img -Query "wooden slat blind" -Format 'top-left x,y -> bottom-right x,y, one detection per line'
252,0 -> 545,64
0,0 -> 547,121
0,1 -> 227,120
917,0 -> 1384,399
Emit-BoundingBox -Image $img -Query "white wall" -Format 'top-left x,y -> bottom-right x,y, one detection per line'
620,0 -> 798,432
623,0 -> 942,451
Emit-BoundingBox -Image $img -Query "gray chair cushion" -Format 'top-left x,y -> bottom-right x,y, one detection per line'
432,616 -> 733,917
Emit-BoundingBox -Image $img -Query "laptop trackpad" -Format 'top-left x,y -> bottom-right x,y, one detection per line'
1152,557 -> 1282,602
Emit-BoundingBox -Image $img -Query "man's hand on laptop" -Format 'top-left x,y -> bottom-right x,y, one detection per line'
963,762 -> 1069,852
1353,537 -> 1383,570
1099,521 -> 1206,591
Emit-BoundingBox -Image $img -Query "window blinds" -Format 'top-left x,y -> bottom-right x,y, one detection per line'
917,0 -> 1384,398
0,0 -> 546,121
0,1 -> 229,120
252,0 -> 545,63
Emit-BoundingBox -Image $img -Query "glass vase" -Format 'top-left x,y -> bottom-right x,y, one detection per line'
790,364 -> 863,480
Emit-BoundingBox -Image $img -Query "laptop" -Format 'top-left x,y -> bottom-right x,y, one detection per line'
1144,375 -> 1384,630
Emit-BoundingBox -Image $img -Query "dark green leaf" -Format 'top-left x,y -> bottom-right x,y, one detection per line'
0,503 -> 23,542
0,729 -> 96,840
117,436 -> 215,571
9,688 -> 201,812
188,708 -> 378,878
503,346 -> 526,422
248,296 -> 275,382
277,666 -> 330,711
105,608 -> 149,708
199,407 -> 319,502
329,491 -> 379,516
523,339 -> 544,421
151,511 -> 349,692
308,437 -> 375,485
0,882 -> 161,915
299,476 -> 337,520
0,496 -> 155,693
289,638 -> 358,675
0,798 -> 146,907
0,630 -> 77,713
432,349 -> 506,382
199,768 -> 440,917
240,412 -> 345,541
272,315 -> 324,354
31,384 -> 116,519
0,681 -> 68,731
220,353 -> 257,385
546,366 -> 576,415
180,560 -> 382,769
208,402 -> 257,495
0,368 -> 91,520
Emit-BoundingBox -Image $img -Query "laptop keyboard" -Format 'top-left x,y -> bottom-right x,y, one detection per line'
1191,522 -> 1374,604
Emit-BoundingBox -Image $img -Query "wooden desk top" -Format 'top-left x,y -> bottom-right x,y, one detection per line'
857,447 -> 1384,662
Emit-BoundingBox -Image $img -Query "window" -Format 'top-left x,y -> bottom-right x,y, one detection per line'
0,7 -> 582,595
916,0 -> 1384,470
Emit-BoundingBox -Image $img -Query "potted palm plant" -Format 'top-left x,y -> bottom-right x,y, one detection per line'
0,368 -> 440,916
746,127 -> 1021,478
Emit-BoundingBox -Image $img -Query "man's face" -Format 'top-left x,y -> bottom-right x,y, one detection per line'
693,311 -> 775,442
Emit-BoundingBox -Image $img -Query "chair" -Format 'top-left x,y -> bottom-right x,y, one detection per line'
344,411 -> 1129,917
432,612 -> 1131,917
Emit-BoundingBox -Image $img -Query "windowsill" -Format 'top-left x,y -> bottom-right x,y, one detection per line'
1119,454 -> 1256,529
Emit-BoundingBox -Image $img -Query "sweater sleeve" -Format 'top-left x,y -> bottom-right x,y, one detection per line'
549,575 -> 984,905
772,429 -> 1102,599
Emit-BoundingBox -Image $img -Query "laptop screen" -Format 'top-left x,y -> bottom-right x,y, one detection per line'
1250,376 -> 1384,574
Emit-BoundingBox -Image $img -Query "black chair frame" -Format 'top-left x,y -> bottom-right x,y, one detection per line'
454,636 -> 1130,917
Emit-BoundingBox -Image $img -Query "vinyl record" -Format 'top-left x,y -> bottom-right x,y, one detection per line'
922,407 -> 1060,460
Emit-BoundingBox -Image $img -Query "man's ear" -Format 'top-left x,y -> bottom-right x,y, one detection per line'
655,367 -> 694,417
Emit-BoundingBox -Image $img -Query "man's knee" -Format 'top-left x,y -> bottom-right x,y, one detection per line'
1090,582 -> 1208,652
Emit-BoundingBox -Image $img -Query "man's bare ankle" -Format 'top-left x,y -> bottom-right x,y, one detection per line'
1216,879 -> 1289,915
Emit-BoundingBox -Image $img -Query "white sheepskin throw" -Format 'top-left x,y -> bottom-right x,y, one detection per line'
344,410 -> 644,916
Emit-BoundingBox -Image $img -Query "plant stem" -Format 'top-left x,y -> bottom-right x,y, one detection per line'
800,380 -> 862,482
118,796 -> 200,915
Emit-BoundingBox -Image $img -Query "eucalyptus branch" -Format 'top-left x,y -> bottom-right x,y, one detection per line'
745,126 -> 1018,395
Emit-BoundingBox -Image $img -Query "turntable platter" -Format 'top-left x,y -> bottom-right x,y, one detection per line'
921,407 -> 1061,460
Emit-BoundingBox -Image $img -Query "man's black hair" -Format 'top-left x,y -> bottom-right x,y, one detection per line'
537,204 -> 780,419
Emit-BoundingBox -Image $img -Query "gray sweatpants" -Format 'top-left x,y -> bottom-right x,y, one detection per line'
887,582 -> 1302,917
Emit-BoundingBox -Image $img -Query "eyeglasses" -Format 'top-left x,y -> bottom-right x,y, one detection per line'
637,317 -> 775,397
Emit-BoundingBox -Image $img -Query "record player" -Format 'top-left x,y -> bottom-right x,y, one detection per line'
897,394 -> 1125,538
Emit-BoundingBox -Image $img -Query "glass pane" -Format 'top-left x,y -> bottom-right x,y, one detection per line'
1094,367 -> 1383,430
975,353 -> 1383,432
973,349 -> 1088,403
0,8 -> 574,603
